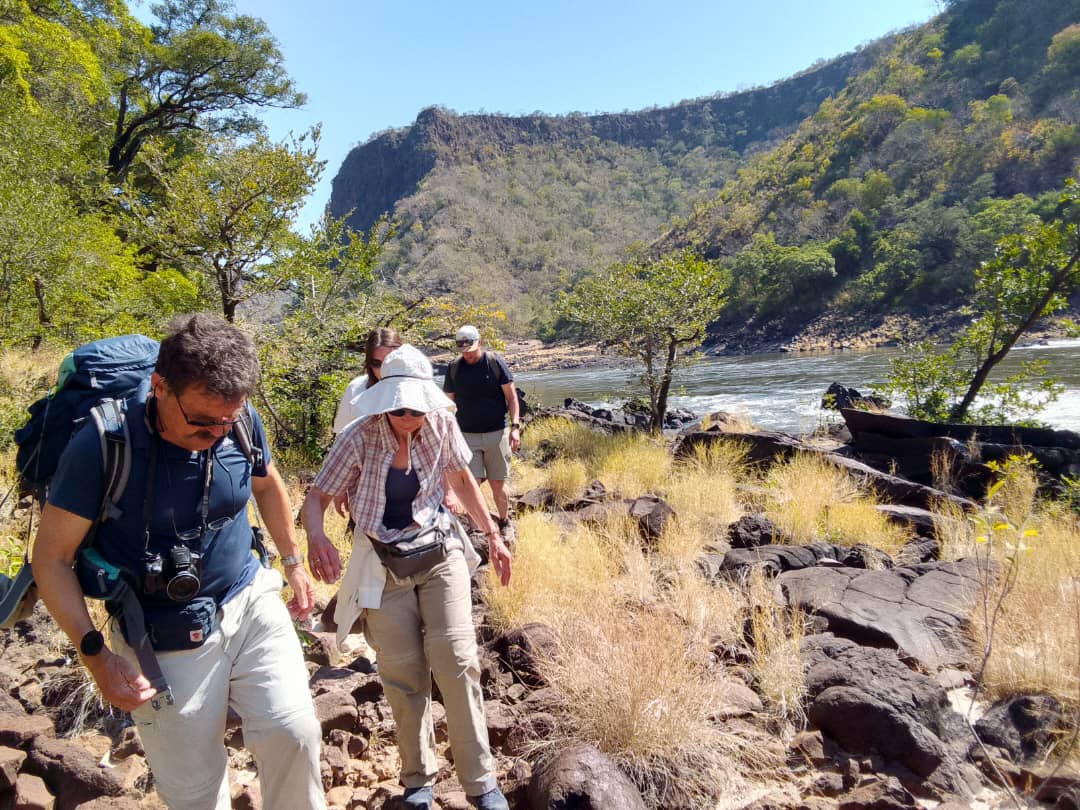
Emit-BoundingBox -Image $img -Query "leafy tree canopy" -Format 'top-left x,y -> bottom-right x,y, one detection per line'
559,249 -> 729,430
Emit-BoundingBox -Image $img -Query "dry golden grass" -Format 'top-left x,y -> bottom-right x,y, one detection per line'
520,418 -> 670,500
746,569 -> 807,724
665,566 -> 745,653
932,498 -> 976,561
763,453 -> 911,556
0,449 -> 29,574
520,417 -> 606,465
482,512 -> 618,633
661,440 -> 748,561
480,507 -> 793,809
538,605 -> 760,809
594,434 -> 670,496
510,456 -> 549,497
545,458 -> 589,506
967,457 -> 1080,707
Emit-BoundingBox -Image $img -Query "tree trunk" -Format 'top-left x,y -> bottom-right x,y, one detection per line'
651,336 -> 679,432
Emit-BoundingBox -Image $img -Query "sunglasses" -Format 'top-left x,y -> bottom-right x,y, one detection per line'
175,393 -> 246,428
175,515 -> 232,543
455,339 -> 474,348
387,408 -> 426,418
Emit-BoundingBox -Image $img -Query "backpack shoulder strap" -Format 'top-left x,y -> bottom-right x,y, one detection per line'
448,357 -> 461,389
230,403 -> 263,470
487,352 -> 502,379
88,399 -> 131,527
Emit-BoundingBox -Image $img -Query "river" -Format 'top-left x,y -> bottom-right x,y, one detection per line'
513,338 -> 1080,435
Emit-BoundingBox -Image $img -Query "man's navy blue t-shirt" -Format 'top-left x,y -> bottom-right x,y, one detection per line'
443,352 -> 513,433
48,397 -> 270,606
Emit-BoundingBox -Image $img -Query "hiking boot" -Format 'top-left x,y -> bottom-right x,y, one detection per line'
403,786 -> 433,809
497,517 -> 516,546
469,787 -> 509,810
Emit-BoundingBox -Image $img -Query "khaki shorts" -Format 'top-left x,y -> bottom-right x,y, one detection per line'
464,429 -> 511,481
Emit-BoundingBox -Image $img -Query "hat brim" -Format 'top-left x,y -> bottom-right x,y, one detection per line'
351,376 -> 455,419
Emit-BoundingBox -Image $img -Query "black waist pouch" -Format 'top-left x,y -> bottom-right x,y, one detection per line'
122,596 -> 219,652
370,521 -> 448,580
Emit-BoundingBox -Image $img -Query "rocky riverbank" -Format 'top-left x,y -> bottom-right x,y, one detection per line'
493,305 -> 1080,371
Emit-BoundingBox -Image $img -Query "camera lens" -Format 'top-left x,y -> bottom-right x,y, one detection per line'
165,572 -> 200,602
165,546 -> 201,602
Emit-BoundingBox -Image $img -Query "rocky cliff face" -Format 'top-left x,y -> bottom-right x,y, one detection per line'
329,48 -> 872,234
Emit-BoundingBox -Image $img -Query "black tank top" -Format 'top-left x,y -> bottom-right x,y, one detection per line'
383,467 -> 420,530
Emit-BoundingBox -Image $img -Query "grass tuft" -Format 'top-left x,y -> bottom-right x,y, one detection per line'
746,569 -> 807,725
538,606 -> 760,809
763,453 -> 911,555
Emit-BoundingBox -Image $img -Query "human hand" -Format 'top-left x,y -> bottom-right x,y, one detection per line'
285,565 -> 317,620
307,533 -> 342,584
332,491 -> 350,518
86,650 -> 157,712
487,534 -> 512,586
509,427 -> 521,453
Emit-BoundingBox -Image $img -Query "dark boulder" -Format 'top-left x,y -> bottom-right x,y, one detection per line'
24,736 -> 125,810
527,743 -> 647,810
974,694 -> 1065,764
802,634 -> 980,798
628,495 -> 675,544
727,514 -> 784,548
489,624 -> 558,688
822,383 -> 891,412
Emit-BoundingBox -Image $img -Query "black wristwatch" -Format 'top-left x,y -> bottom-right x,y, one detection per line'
80,629 -> 105,657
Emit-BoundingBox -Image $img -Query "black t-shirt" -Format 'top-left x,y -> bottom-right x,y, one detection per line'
443,352 -> 513,433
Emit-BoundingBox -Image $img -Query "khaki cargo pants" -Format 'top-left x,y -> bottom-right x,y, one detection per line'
363,546 -> 497,796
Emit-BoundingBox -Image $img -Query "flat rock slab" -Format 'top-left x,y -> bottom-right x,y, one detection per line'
779,559 -> 982,669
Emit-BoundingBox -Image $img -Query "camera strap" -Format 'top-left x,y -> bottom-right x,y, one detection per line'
140,424 -> 160,557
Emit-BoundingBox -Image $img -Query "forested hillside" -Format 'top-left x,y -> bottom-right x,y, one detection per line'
329,53 -> 870,332
330,0 -> 1080,341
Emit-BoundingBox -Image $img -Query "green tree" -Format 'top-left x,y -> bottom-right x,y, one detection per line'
107,0 -> 304,182
257,216 -> 388,454
885,178 -> 1080,424
559,250 -> 729,431
949,179 -> 1080,420
124,129 -> 322,321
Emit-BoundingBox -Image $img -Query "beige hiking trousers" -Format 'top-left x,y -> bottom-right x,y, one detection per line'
363,545 -> 497,796
115,565 -> 326,810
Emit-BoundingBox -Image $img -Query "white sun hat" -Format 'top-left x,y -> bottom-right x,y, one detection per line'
350,344 -> 455,418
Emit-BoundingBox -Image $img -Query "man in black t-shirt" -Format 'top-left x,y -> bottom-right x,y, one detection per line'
443,325 -> 520,541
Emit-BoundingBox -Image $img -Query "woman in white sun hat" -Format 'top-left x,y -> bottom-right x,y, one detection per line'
301,344 -> 512,810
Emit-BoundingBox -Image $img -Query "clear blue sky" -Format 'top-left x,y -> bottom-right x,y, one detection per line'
221,0 -> 942,230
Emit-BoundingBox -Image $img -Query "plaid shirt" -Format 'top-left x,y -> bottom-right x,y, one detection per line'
314,409 -> 477,634
314,408 -> 471,541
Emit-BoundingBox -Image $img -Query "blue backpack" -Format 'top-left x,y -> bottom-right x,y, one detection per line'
2,335 -> 160,631
14,334 -> 160,502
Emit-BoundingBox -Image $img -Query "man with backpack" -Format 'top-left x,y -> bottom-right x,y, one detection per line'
443,325 -> 520,542
32,314 -> 326,810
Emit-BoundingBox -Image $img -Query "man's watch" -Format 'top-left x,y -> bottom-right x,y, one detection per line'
280,554 -> 303,568
80,629 -> 105,657
510,422 -> 521,429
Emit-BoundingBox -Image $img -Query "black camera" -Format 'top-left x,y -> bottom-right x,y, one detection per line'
143,546 -> 202,602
